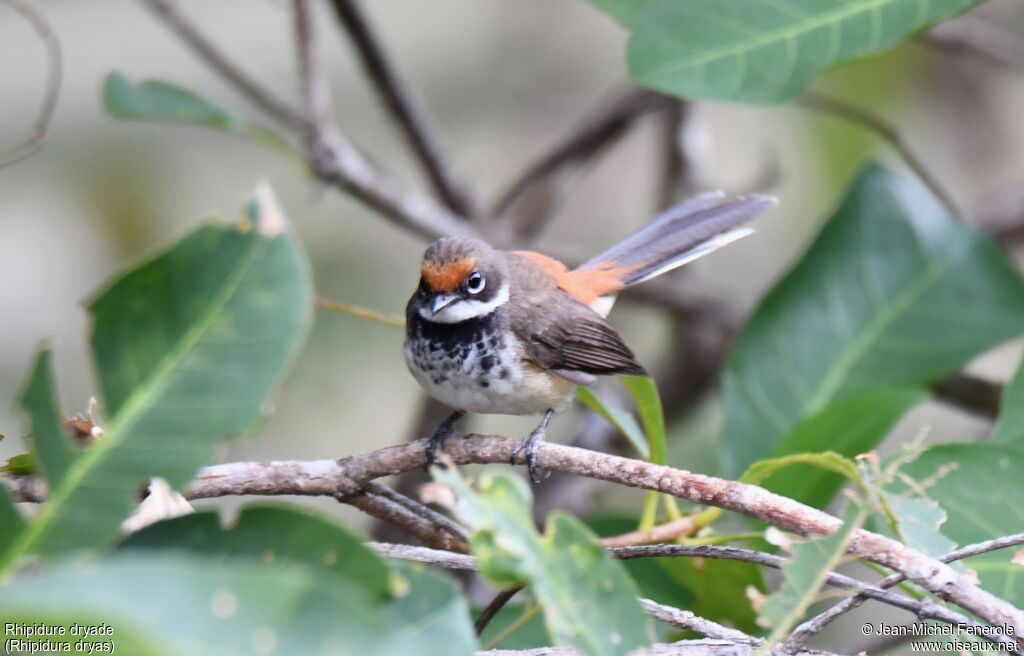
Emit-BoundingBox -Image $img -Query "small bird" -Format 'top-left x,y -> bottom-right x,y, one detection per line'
404,192 -> 776,482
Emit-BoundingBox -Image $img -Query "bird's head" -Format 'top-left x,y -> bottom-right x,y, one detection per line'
411,237 -> 509,324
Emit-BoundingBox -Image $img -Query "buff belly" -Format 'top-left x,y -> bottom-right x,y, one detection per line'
404,337 -> 575,415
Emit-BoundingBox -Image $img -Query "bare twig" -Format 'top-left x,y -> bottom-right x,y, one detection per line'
641,598 -> 759,644
142,0 -> 473,241
924,15 -> 1024,69
363,481 -> 468,545
293,0 -> 333,146
475,586 -> 523,635
0,0 -> 62,169
347,488 -> 465,551
174,438 -> 1024,641
328,0 -> 474,217
491,89 -> 675,238
796,90 -> 960,217
782,531 -> 1024,653
598,516 -> 698,548
478,641 -> 845,656
139,0 -> 307,131
371,541 -> 1007,649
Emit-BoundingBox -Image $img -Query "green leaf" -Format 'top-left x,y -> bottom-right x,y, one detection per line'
0,184 -> 312,570
0,553 -> 476,656
587,0 -> 644,27
763,387 -> 925,507
897,443 -> 1024,607
759,504 -> 867,647
19,351 -> 78,486
103,72 -> 292,154
991,357 -> 1024,445
435,469 -> 653,656
627,0 -> 982,103
623,375 -> 666,465
0,486 -> 23,552
884,496 -> 957,560
121,506 -> 395,600
722,163 -> 1024,478
1,452 -> 36,475
576,387 -> 649,458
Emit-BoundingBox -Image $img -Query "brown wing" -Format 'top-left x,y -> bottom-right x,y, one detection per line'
509,288 -> 646,377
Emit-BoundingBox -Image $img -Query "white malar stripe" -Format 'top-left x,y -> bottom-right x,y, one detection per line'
420,283 -> 510,324
630,227 -> 755,286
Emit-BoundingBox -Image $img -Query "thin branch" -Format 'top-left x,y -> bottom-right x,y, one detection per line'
176,437 -> 1024,641
139,0 -> 307,131
924,15 -> 1024,69
782,531 -> 1024,653
347,489 -> 465,551
293,0 -> 333,146
477,641 -> 844,656
0,0 -> 62,169
796,90 -> 960,217
328,0 -> 474,217
641,598 -> 759,644
363,481 -> 468,545
142,0 -> 473,241
476,586 -> 523,635
491,89 -> 675,238
372,541 -> 1007,649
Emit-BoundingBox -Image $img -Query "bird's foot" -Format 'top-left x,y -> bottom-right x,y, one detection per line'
510,410 -> 554,484
425,410 -> 465,469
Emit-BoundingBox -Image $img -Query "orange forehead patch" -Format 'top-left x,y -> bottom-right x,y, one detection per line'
421,257 -> 476,293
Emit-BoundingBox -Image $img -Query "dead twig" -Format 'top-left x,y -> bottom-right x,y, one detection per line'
328,0 -> 474,217
491,89 -> 675,239
796,90 -> 960,217
0,0 -> 62,169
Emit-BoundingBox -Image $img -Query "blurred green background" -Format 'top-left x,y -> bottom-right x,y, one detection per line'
1,0 -> 1022,530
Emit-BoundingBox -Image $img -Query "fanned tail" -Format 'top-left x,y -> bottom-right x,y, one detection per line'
578,193 -> 777,288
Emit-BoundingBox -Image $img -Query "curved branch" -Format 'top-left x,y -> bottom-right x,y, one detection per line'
181,436 -> 1024,642
0,0 -> 62,169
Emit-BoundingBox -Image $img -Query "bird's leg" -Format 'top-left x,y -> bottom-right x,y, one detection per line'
425,410 -> 465,469
510,409 -> 554,484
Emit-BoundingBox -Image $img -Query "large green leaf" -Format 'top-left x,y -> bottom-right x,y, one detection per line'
103,72 -> 291,155
576,387 -> 648,458
0,552 -> 475,656
435,469 -> 653,656
758,504 -> 867,647
0,185 -> 312,571
626,0 -> 982,103
121,506 -> 394,599
898,443 -> 1024,607
991,357 -> 1024,445
765,387 -> 926,507
722,163 -> 1024,477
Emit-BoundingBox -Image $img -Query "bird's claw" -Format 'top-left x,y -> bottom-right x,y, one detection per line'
510,427 -> 549,484
425,411 -> 464,470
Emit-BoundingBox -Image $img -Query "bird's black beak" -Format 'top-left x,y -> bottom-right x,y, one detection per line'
430,293 -> 459,316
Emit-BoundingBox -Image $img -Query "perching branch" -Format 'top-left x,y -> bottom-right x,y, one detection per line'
0,0 -> 62,169
477,640 -> 843,656
176,436 -> 1024,642
328,0 -> 474,217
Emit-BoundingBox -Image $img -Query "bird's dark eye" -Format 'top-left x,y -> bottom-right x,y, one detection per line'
466,271 -> 485,294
